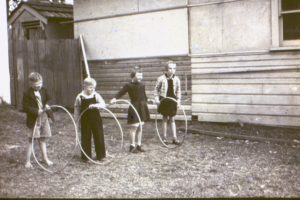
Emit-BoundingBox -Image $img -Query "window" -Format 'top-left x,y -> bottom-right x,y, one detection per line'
271,0 -> 300,48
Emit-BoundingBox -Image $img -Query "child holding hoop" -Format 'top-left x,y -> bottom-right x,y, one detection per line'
110,66 -> 150,153
154,60 -> 181,145
22,72 -> 53,168
74,77 -> 106,161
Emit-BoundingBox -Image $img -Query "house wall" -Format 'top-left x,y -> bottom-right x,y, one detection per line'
73,0 -> 300,126
73,0 -> 191,120
189,0 -> 271,53
89,56 -> 191,120
74,0 -> 188,60
190,0 -> 300,127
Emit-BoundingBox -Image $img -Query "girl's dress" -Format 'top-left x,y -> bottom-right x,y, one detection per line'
115,82 -> 150,124
80,94 -> 106,160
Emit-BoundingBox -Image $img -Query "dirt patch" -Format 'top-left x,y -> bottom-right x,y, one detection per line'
0,105 -> 299,198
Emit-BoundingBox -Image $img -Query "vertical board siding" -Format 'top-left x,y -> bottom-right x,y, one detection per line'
191,52 -> 300,127
10,39 -> 82,109
88,56 -> 192,120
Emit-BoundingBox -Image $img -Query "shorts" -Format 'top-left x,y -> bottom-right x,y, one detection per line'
28,112 -> 52,138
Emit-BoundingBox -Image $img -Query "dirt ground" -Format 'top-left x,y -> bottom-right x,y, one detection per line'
0,104 -> 300,198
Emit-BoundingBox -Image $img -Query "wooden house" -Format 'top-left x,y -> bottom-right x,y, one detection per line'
8,0 -> 73,40
73,0 -> 300,127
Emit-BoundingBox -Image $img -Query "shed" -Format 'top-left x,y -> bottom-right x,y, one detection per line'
8,0 -> 73,40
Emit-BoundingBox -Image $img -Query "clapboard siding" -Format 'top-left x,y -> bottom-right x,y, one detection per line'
89,56 -> 191,120
192,94 -> 300,106
191,51 -> 300,127
197,113 -> 300,127
193,85 -> 300,95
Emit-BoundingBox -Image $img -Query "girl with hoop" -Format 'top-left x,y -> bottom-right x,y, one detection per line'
154,61 -> 182,145
74,77 -> 106,162
110,66 -> 150,153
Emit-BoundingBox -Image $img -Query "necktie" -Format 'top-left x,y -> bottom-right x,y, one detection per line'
34,91 -> 43,110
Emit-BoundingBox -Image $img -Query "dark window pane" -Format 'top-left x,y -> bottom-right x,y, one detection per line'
282,0 -> 300,11
283,13 -> 300,40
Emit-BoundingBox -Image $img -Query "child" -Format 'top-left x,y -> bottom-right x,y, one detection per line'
154,60 -> 181,145
22,72 -> 53,168
74,77 -> 106,161
110,66 -> 150,153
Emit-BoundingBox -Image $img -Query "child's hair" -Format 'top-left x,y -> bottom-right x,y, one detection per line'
130,66 -> 142,78
28,72 -> 43,82
83,77 -> 97,87
165,60 -> 176,70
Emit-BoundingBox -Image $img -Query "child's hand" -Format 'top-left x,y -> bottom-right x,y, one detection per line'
110,98 -> 116,104
147,99 -> 155,104
155,99 -> 160,105
177,102 -> 181,109
38,109 -> 43,115
89,104 -> 98,109
44,104 -> 51,111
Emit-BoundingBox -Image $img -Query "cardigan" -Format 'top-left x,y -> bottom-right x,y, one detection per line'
154,74 -> 181,104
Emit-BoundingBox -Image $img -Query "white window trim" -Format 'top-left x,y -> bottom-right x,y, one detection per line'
271,0 -> 300,50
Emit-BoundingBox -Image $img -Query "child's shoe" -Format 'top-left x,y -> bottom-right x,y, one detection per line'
129,145 -> 138,153
172,138 -> 180,145
136,145 -> 146,152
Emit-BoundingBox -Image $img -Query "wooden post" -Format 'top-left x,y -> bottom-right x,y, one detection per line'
79,34 -> 90,78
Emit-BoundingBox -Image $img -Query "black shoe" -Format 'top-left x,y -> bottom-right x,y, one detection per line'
129,145 -> 138,153
172,138 -> 180,145
96,156 -> 106,161
136,145 -> 146,152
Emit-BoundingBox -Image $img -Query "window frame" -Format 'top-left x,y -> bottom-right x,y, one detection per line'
271,0 -> 300,49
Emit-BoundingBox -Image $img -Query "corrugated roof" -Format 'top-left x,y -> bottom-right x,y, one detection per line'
25,1 -> 73,19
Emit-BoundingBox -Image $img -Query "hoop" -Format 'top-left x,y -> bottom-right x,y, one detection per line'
32,105 -> 78,173
154,97 -> 187,148
76,106 -> 124,165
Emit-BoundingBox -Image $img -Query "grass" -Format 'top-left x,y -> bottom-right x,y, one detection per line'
0,104 -> 300,198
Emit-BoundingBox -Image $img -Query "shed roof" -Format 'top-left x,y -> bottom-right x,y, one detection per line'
9,1 -> 73,25
24,1 -> 73,19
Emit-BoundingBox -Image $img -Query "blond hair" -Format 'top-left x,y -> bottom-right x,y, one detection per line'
83,77 -> 97,87
165,60 -> 176,70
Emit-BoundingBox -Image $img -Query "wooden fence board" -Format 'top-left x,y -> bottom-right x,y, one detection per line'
10,39 -> 81,109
